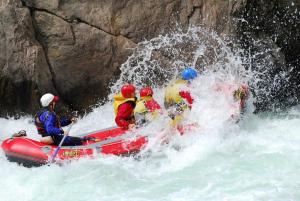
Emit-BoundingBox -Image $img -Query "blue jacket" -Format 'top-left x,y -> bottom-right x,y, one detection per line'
38,110 -> 71,137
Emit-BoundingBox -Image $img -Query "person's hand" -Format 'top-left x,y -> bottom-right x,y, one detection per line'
63,130 -> 69,136
82,136 -> 96,141
128,124 -> 135,130
71,117 -> 78,123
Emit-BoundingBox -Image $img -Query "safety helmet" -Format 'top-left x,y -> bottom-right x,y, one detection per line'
121,84 -> 136,98
181,67 -> 198,80
40,93 -> 59,107
140,87 -> 153,97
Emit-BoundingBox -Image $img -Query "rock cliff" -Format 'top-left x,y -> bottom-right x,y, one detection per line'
0,0 -> 299,116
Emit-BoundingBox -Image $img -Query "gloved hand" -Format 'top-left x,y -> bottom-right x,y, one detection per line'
63,130 -> 69,136
71,117 -> 78,123
82,136 -> 96,141
12,130 -> 27,138
128,124 -> 136,130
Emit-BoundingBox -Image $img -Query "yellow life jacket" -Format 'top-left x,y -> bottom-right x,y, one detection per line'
164,79 -> 188,108
113,93 -> 136,115
134,96 -> 152,114
170,113 -> 184,127
134,97 -> 160,125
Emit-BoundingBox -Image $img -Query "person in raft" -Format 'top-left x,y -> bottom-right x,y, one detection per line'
134,87 -> 162,126
35,93 -> 83,146
214,82 -> 250,121
113,84 -> 137,129
164,67 -> 198,128
232,84 -> 249,118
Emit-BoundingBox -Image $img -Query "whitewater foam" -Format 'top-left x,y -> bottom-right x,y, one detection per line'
0,27 -> 299,201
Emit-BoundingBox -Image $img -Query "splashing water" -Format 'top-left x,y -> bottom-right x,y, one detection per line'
110,27 -> 252,94
0,27 -> 300,201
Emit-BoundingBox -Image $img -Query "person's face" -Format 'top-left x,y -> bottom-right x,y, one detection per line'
50,101 -> 56,110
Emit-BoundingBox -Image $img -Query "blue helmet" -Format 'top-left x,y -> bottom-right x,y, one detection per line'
181,67 -> 198,80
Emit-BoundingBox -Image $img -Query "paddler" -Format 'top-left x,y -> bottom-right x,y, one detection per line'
35,93 -> 84,146
164,67 -> 198,128
134,87 -> 162,126
232,84 -> 249,117
113,84 -> 137,129
214,82 -> 250,121
153,67 -> 199,144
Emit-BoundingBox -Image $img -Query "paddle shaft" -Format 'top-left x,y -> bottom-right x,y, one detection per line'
50,123 -> 74,163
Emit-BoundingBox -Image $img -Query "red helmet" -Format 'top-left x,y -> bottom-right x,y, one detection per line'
140,87 -> 153,97
121,84 -> 136,98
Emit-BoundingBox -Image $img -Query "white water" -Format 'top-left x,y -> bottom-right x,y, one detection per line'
1,27 -> 300,201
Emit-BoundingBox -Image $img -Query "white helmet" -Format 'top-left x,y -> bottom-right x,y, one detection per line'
40,93 -> 59,107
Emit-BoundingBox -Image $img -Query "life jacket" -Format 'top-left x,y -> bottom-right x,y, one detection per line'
134,96 -> 153,113
113,92 -> 136,118
164,79 -> 189,110
134,97 -> 161,125
34,110 -> 47,135
34,110 -> 60,136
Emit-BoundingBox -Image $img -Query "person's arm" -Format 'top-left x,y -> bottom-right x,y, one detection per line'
151,100 -> 161,111
179,91 -> 194,107
60,116 -> 72,127
44,114 -> 64,136
239,99 -> 247,113
115,103 -> 134,129
146,99 -> 162,112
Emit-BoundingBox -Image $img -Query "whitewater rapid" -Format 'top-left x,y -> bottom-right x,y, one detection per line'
1,85 -> 300,201
1,27 -> 299,201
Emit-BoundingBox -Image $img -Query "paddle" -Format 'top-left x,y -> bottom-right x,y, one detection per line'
49,123 -> 74,163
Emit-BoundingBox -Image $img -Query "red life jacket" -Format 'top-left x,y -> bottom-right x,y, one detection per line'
34,110 -> 60,136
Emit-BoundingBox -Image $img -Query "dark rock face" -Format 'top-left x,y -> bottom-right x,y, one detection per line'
0,0 -> 299,116
1,0 -> 136,115
0,0 -> 56,115
233,0 -> 300,111
32,11 -> 135,110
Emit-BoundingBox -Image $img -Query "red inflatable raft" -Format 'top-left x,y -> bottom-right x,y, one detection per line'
1,127 -> 148,167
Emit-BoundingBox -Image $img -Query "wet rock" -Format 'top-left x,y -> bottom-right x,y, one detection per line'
0,0 -> 56,116
233,0 -> 300,111
0,0 -> 300,116
32,11 -> 136,111
7,0 -> 239,116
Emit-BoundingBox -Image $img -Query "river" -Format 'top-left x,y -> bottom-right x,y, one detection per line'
0,27 -> 299,201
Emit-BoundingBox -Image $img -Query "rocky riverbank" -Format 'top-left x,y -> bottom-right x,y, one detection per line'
0,0 -> 299,116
